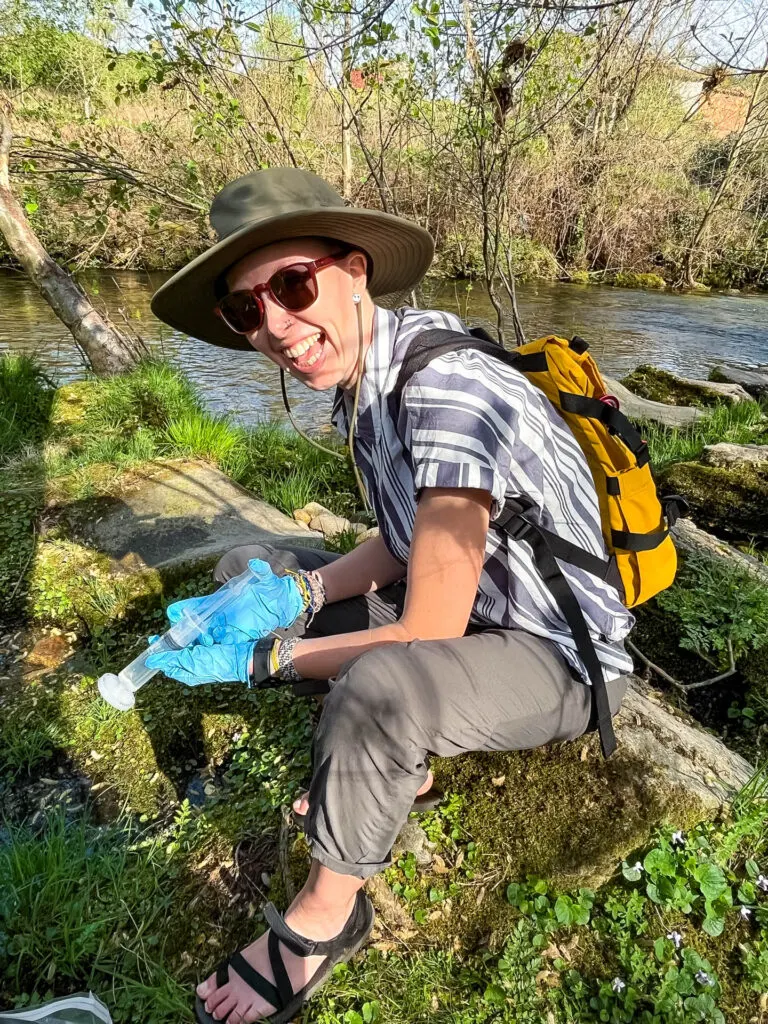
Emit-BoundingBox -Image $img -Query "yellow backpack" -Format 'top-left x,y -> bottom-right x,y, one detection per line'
392,328 -> 685,757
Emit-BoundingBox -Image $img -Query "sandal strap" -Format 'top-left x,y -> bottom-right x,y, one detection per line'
263,902 -> 318,957
268,930 -> 296,1010
228,950 -> 282,1013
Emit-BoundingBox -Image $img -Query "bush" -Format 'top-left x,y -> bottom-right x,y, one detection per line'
435,232 -> 559,282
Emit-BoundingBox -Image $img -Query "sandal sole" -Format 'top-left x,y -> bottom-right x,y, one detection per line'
194,905 -> 375,1024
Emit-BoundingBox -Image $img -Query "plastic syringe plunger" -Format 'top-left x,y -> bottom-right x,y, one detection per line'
97,563 -> 260,710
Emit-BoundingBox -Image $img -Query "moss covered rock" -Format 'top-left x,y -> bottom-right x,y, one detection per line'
620,365 -> 750,408
613,272 -> 666,290
660,461 -> 768,539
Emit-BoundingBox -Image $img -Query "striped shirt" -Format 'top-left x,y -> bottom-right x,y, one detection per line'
331,305 -> 634,682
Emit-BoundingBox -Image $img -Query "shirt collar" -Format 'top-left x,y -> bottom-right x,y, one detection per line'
331,304 -> 398,439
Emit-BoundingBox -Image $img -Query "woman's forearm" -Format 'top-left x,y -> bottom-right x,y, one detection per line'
316,532 -> 406,604
292,621 -> 413,680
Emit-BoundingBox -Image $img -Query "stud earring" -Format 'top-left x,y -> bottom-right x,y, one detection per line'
352,293 -> 361,304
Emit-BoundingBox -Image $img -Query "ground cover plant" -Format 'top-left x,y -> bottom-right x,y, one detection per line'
3,354 -> 768,1022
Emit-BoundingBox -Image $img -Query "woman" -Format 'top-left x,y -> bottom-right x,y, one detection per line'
149,167 -> 633,1024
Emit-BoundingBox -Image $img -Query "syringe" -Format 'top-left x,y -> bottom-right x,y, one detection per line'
97,563 -> 260,710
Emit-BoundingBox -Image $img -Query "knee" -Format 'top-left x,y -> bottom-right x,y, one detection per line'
323,646 -> 412,735
213,543 -> 275,583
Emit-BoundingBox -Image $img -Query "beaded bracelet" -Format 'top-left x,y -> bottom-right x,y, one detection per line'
272,636 -> 303,683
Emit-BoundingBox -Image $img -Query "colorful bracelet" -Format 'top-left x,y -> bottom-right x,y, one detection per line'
272,636 -> 303,683
286,569 -> 327,623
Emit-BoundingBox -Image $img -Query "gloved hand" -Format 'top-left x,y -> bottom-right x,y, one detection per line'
164,559 -> 305,645
145,638 -> 275,688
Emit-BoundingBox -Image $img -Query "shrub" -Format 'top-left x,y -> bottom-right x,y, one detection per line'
0,354 -> 55,458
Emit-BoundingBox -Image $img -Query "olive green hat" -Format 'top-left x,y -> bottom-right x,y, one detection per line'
151,167 -> 435,351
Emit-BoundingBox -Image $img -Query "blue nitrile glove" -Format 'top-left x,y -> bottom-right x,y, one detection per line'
145,639 -> 275,688
163,559 -> 305,645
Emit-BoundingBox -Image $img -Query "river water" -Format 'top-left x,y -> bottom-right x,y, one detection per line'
1,268 -> 767,428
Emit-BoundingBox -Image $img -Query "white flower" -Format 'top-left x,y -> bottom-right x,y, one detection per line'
633,861 -> 643,872
671,830 -> 685,847
740,906 -> 753,920
666,930 -> 683,949
695,970 -> 712,986
611,977 -> 626,993
757,874 -> 768,892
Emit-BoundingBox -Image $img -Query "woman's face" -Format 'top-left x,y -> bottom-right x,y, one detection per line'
226,238 -> 370,391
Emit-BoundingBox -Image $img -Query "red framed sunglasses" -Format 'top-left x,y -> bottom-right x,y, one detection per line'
215,252 -> 347,335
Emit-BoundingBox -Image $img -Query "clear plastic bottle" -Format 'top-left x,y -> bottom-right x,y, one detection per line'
97,563 -> 259,710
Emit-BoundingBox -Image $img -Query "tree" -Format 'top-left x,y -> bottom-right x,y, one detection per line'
0,105 -> 145,374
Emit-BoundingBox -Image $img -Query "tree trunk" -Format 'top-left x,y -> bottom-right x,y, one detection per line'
0,109 -> 144,375
680,65 -> 767,288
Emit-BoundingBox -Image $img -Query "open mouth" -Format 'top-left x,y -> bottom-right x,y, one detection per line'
284,331 -> 326,372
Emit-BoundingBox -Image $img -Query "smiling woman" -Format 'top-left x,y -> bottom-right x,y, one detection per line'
148,166 -> 633,1024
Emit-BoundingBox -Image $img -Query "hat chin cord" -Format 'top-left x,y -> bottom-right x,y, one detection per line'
278,294 -> 372,517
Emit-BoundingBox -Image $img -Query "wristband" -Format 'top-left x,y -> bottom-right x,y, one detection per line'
286,569 -> 327,623
273,636 -> 303,682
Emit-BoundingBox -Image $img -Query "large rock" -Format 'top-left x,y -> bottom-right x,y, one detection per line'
701,442 -> 768,469
603,377 -> 702,428
661,459 -> 768,539
67,459 -> 324,573
620,364 -> 751,407
709,365 -> 768,399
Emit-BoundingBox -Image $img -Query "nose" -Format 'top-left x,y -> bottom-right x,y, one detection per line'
261,292 -> 294,340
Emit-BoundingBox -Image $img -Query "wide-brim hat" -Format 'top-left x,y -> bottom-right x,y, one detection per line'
151,168 -> 435,351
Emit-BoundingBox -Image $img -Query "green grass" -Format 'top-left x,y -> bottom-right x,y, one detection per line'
0,811 -> 195,1022
644,400 -> 767,472
0,354 -> 55,459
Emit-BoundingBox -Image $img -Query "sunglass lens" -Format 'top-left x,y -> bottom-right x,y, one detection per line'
271,263 -> 318,311
219,291 -> 263,334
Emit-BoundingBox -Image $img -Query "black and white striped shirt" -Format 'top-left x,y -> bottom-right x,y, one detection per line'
332,306 -> 634,682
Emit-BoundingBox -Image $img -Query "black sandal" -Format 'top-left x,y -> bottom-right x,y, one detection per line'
195,891 -> 374,1024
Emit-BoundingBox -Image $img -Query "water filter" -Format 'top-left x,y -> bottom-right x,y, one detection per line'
97,563 -> 258,710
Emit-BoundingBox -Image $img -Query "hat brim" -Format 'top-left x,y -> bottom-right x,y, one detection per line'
150,207 -> 434,351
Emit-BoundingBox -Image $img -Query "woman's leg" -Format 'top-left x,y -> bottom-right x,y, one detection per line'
305,628 -> 626,876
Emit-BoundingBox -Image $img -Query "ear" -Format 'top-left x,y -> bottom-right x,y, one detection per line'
347,250 -> 369,292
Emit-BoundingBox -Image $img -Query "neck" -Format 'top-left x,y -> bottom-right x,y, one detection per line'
342,296 -> 375,391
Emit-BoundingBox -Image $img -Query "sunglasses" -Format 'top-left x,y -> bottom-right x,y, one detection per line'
215,252 -> 348,336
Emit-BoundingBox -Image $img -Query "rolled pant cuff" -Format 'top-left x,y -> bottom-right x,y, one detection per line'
308,839 -> 391,880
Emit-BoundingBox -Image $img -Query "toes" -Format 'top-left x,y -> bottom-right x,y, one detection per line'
197,976 -> 215,1000
206,984 -> 233,1016
292,793 -> 309,815
211,994 -> 239,1021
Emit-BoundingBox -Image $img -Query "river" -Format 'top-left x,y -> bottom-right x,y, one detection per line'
2,269 -> 767,428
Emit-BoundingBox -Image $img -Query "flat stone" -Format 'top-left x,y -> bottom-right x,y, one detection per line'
79,460 -> 324,572
603,378 -> 702,428
309,511 -> 353,538
701,442 -> 768,469
25,634 -> 72,669
392,821 -> 436,867
709,366 -> 768,399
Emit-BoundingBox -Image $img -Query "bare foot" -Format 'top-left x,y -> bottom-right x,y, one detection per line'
196,894 -> 356,1023
291,768 -> 434,819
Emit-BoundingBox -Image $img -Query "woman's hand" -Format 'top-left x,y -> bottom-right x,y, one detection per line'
162,558 -> 305,644
145,638 -> 277,688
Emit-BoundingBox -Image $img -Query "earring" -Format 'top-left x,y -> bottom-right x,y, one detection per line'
352,293 -> 361,304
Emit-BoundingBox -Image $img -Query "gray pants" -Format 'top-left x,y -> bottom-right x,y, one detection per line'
215,543 -> 627,879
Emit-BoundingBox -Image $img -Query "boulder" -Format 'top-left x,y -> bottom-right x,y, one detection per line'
603,377 -> 702,428
65,460 -> 324,573
620,365 -> 751,408
661,459 -> 768,540
709,366 -> 768,399
355,526 -> 380,546
701,442 -> 768,469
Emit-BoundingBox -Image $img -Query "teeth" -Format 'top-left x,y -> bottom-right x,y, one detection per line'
286,333 -> 321,359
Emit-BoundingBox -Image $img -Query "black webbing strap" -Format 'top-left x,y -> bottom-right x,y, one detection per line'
390,328 -> 520,419
612,527 -> 669,552
559,392 -> 650,467
533,523 -> 619,586
506,515 -> 617,758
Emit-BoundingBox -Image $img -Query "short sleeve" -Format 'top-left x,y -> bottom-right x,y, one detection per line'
400,350 -> 516,521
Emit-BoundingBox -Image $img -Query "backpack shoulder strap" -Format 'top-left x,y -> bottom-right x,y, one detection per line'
390,327 -> 517,420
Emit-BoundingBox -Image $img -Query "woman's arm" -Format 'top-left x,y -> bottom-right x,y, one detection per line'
316,531 -> 406,604
291,486 -> 491,681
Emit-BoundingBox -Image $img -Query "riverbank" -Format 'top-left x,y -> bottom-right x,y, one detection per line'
2,354 -> 768,1022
